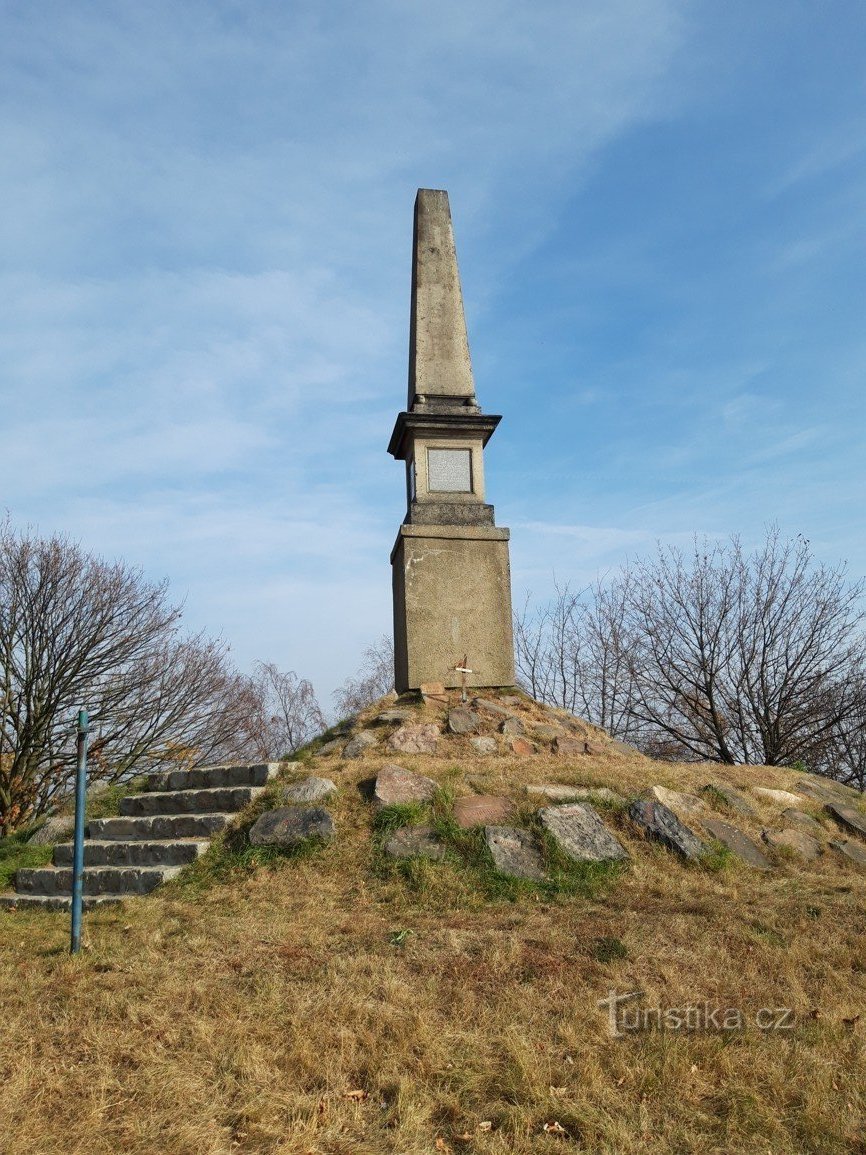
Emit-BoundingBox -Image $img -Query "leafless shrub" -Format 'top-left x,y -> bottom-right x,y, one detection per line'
333,634 -> 394,718
241,662 -> 326,759
0,520 -> 254,832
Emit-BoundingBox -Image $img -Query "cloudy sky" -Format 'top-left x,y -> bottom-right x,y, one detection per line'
2,1 -> 865,712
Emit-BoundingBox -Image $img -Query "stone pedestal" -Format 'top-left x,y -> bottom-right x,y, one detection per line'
392,525 -> 514,692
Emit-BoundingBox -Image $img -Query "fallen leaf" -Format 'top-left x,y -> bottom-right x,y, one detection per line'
690,1065 -> 698,1074
616,1076 -> 625,1086
344,1089 -> 368,1102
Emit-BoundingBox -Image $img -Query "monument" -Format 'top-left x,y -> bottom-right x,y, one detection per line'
389,189 -> 515,693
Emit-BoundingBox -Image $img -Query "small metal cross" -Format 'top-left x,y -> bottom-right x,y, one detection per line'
453,654 -> 473,703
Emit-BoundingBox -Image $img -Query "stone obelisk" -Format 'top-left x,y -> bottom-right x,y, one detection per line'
388,189 -> 515,693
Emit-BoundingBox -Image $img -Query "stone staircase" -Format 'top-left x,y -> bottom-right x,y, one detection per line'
0,762 -> 280,911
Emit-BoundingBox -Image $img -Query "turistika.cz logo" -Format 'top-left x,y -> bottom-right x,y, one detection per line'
597,989 -> 795,1038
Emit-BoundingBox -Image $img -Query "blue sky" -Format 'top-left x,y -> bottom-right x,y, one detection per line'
2,1 -> 865,711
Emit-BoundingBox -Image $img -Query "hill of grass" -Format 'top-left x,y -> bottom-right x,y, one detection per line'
1,691 -> 864,1154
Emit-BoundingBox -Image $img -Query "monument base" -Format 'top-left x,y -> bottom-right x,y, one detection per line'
391,524 -> 515,693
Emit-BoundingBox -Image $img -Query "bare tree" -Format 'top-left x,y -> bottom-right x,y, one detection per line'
0,521 -> 254,832
241,662 -> 325,758
333,634 -> 394,717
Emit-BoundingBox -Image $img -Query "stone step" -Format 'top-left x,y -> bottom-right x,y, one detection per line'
87,813 -> 231,841
0,894 -> 125,911
119,786 -> 263,817
145,762 -> 283,793
15,865 -> 182,897
53,839 -> 210,868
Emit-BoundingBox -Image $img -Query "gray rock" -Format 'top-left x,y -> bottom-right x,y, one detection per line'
647,785 -> 705,817
753,787 -> 804,806
702,782 -> 756,817
825,803 -> 866,839
702,818 -> 772,869
343,730 -> 378,759
782,808 -> 823,833
830,839 -> 866,865
383,825 -> 447,861
484,826 -> 546,881
533,724 -> 565,742
28,815 -> 76,846
282,776 -> 337,804
374,709 -> 414,726
315,738 -> 345,757
762,828 -> 822,860
499,695 -> 524,706
448,708 -> 482,735
249,806 -> 334,848
387,723 -> 440,755
526,783 -> 622,804
470,736 -> 497,756
500,717 -> 525,736
373,764 -> 437,810
539,803 -> 629,862
454,795 -> 515,828
796,773 -> 860,804
472,697 -> 513,717
629,795 -> 706,860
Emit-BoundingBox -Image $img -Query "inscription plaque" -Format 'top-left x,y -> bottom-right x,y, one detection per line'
427,448 -> 472,492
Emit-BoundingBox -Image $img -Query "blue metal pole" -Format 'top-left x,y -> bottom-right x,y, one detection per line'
70,709 -> 88,955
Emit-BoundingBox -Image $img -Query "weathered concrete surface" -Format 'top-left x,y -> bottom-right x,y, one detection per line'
539,803 -> 628,862
146,763 -> 281,792
453,795 -> 515,829
283,777 -> 337,804
825,803 -> 866,839
702,818 -> 772,870
373,765 -> 438,810
406,189 -> 475,407
120,787 -> 262,816
762,829 -> 822,860
249,806 -> 334,848
392,525 -> 514,692
388,723 -> 441,755
484,826 -> 545,881
384,825 -> 448,861
629,796 -> 706,860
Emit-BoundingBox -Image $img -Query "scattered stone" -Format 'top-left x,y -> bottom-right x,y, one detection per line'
27,815 -> 75,846
383,825 -> 447,861
825,803 -> 866,839
343,730 -> 378,759
500,717 -> 525,736
484,826 -> 546,881
583,741 -> 605,756
829,839 -> 866,865
648,785 -> 705,816
249,806 -> 334,848
796,773 -> 859,804
282,776 -> 337,804
629,795 -> 706,860
373,765 -> 437,810
448,708 -> 482,735
374,708 -> 414,725
388,723 -> 440,755
526,783 -> 622,804
552,736 -> 586,756
532,724 -> 565,742
472,697 -> 513,717
702,782 -> 756,817
702,818 -> 772,869
315,738 -> 345,757
420,681 -> 448,704
510,737 -> 537,756
454,795 -> 516,828
782,808 -> 823,833
753,787 -> 804,806
499,695 -> 524,706
539,802 -> 629,862
762,829 -> 822,860
470,736 -> 497,756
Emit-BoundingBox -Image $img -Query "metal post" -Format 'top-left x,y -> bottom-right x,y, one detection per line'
70,709 -> 89,955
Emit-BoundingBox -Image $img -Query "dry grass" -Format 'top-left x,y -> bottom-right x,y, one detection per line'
2,694 -> 865,1154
